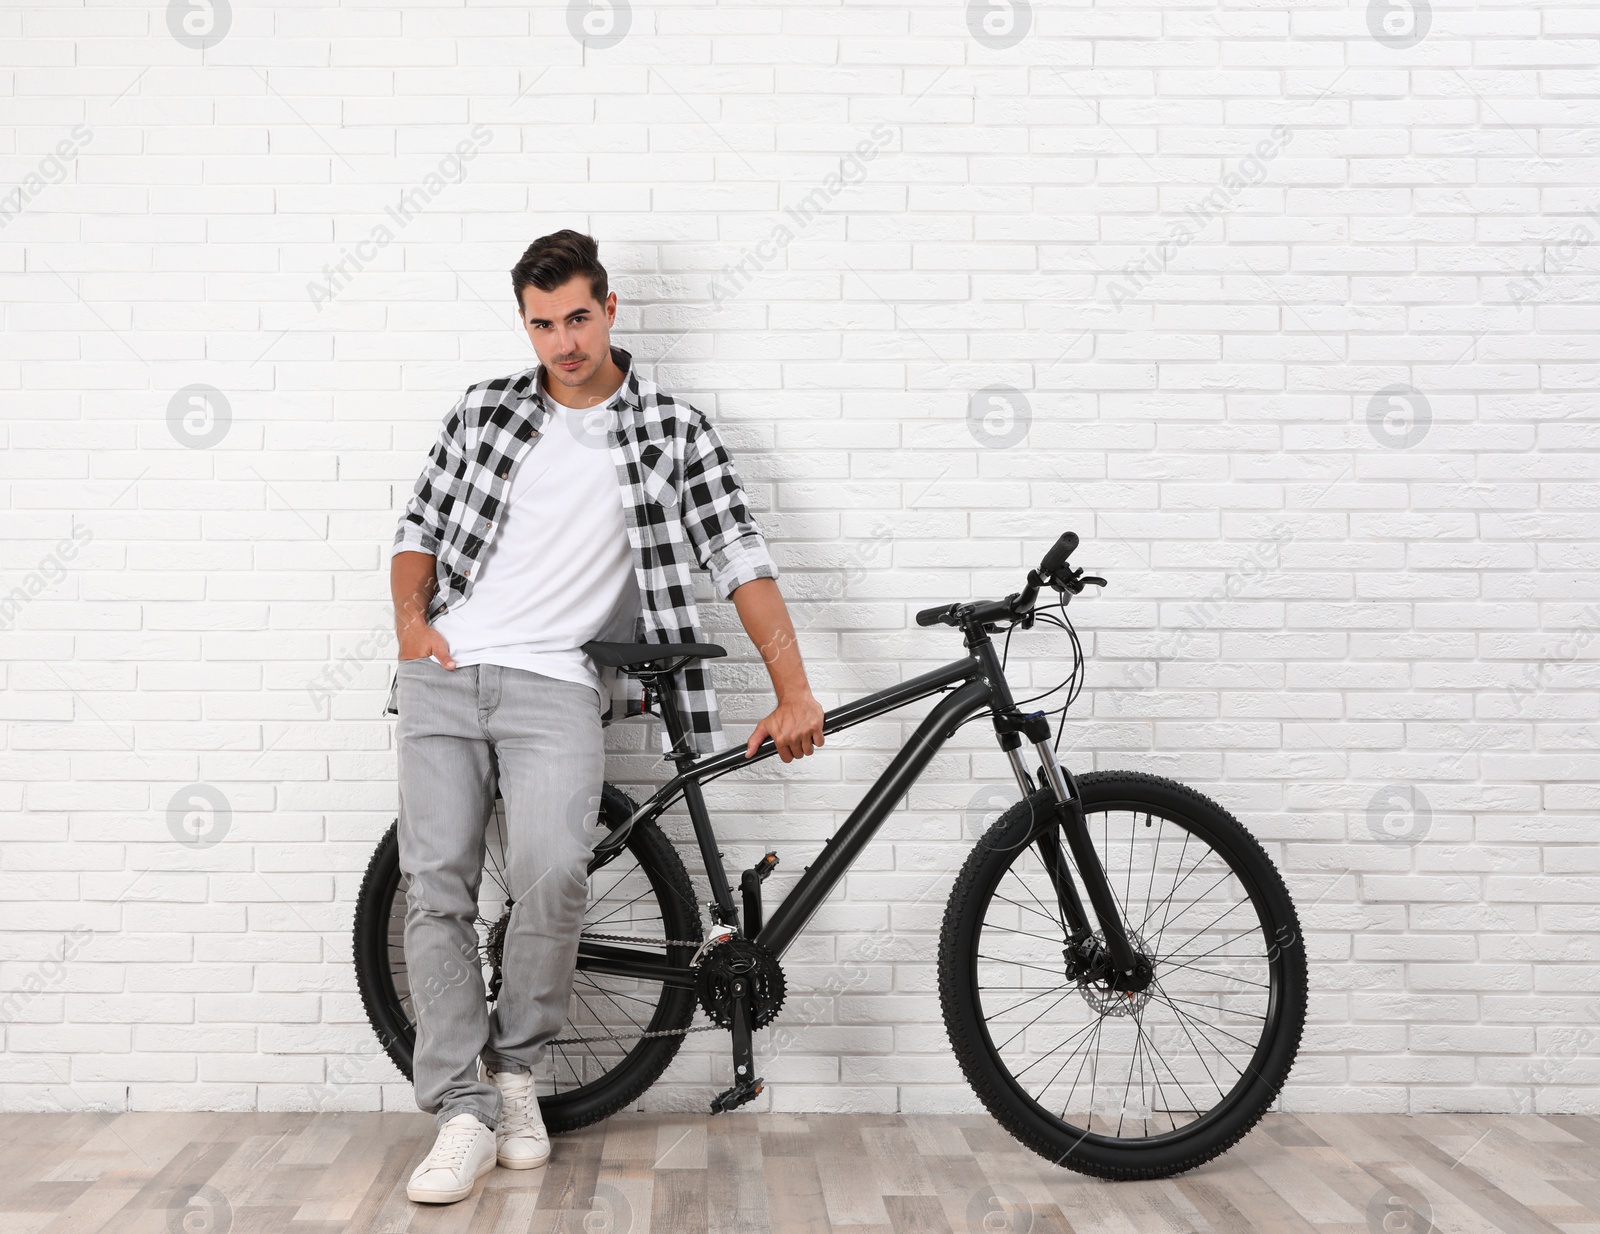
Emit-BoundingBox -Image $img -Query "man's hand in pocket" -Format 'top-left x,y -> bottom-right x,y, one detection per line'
398,626 -> 457,670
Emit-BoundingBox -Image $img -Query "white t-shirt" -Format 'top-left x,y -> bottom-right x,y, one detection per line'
403,382 -> 642,703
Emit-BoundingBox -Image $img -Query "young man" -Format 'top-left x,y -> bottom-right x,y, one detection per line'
388,230 -> 824,1205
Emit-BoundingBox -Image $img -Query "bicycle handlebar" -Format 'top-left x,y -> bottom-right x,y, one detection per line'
1040,530 -> 1079,580
916,530 -> 1106,629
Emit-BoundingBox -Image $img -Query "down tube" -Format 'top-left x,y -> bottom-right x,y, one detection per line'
754,678 -> 995,959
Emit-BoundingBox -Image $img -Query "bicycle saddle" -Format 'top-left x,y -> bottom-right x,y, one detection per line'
582,639 -> 727,671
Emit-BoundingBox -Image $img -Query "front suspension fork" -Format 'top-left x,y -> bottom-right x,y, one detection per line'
997,712 -> 1140,977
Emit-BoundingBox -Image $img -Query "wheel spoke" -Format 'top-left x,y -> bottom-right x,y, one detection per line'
1152,913 -> 1258,966
982,922 -> 1079,948
1148,868 -> 1240,956
1156,958 -> 1270,989
993,987 -> 1084,1056
1148,983 -> 1261,1057
989,887 -> 1070,932
980,982 -> 1075,1018
1130,1005 -> 1204,1126
1030,1011 -> 1107,1107
1010,1013 -> 1101,1085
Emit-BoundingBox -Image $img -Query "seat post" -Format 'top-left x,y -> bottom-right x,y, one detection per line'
646,664 -> 695,764
648,665 -> 742,928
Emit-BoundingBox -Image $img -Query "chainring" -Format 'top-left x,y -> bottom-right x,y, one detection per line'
693,937 -> 786,1030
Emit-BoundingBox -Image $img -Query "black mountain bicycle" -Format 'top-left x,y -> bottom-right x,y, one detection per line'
354,531 -> 1306,1179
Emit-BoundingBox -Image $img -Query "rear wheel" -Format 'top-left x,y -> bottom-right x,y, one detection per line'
353,781 -> 703,1132
939,772 -> 1305,1179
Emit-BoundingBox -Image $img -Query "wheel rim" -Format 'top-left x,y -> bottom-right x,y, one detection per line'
378,803 -> 693,1101
970,797 -> 1286,1147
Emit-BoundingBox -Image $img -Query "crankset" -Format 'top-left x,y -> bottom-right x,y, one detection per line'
696,935 -> 786,1114
694,937 -> 786,1030
475,879 -> 790,1115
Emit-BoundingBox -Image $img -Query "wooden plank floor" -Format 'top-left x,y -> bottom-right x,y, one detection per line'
0,1110 -> 1595,1232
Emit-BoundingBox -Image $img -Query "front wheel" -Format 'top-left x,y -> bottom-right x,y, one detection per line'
938,771 -> 1306,1179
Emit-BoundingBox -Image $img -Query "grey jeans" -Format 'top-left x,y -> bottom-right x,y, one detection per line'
394,657 -> 606,1131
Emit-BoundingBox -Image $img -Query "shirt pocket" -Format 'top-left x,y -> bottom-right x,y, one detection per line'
638,441 -> 678,507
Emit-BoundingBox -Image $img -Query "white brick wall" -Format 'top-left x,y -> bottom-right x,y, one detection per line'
1,0 -> 1598,1119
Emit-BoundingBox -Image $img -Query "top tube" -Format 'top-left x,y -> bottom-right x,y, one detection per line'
653,651 -> 988,795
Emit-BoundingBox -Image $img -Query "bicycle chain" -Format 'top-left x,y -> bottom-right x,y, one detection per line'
547,931 -> 718,1047
578,932 -> 703,947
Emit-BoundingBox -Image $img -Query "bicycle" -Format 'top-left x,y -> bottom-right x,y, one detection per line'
354,531 -> 1307,1179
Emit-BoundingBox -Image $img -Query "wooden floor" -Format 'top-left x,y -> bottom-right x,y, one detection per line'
1,1110 -> 1595,1232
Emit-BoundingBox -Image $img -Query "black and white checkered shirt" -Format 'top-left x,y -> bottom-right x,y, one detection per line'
386,344 -> 779,757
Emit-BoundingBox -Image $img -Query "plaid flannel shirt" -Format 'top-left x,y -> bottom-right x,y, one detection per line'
385,344 -> 779,757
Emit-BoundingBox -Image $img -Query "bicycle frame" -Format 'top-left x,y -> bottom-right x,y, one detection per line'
578,617 -> 1141,991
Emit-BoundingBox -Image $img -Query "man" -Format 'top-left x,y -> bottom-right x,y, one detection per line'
388,230 -> 824,1205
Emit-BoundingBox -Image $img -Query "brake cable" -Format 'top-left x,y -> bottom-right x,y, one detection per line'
947,592 -> 1086,742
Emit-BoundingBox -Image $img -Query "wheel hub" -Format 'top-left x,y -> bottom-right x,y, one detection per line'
1065,928 -> 1155,1017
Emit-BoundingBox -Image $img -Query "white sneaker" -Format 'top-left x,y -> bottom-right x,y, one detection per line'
407,1111 -> 498,1204
486,1065 -> 550,1169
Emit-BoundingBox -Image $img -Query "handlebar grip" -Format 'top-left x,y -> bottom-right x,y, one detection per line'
916,604 -> 954,627
1039,531 -> 1079,580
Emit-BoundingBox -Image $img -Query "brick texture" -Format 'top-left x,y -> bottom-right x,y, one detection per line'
0,0 -> 1597,1118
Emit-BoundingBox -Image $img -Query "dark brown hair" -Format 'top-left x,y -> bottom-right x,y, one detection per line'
510,230 -> 609,314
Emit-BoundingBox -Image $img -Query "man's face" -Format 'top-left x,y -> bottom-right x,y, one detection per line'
519,275 -> 616,389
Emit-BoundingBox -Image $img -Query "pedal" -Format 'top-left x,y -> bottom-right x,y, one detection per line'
741,851 -> 779,937
709,1076 -> 764,1114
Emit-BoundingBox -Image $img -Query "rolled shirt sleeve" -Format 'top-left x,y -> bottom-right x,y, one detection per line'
393,394 -> 469,559
680,410 -> 779,602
